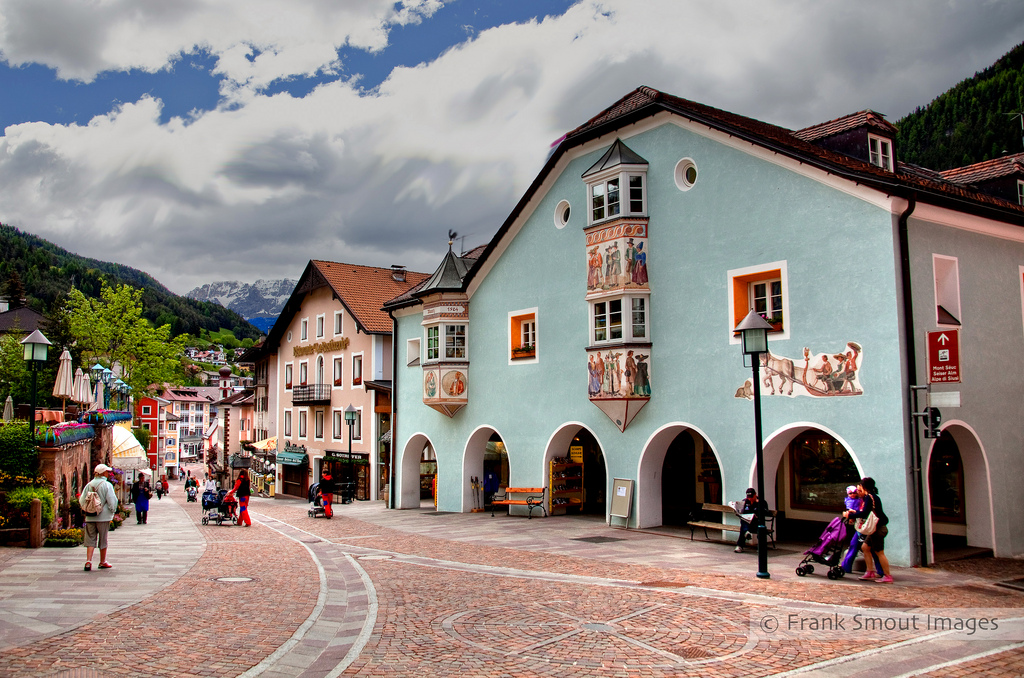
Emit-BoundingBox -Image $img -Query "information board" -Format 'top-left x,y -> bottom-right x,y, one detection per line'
610,478 -> 634,521
927,330 -> 961,383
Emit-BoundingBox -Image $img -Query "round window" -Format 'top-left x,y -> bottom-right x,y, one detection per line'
287,331 -> 293,342
554,200 -> 571,229
674,158 -> 698,191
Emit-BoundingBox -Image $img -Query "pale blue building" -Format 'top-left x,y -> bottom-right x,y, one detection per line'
385,87 -> 1024,567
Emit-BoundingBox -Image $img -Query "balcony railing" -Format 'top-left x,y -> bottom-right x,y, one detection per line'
292,383 -> 332,404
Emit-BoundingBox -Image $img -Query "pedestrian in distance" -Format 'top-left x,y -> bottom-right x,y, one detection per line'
80,464 -> 119,571
130,471 -> 153,524
224,469 -> 252,527
734,488 -> 767,553
843,477 -> 893,584
204,474 -> 217,492
319,470 -> 336,519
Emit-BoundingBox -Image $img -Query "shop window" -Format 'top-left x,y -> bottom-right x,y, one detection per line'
352,354 -> 363,386
729,261 -> 789,341
934,255 -> 961,326
285,363 -> 293,390
509,309 -> 538,361
868,134 -> 893,171
789,432 -> 859,511
407,338 -> 421,366
333,357 -> 344,387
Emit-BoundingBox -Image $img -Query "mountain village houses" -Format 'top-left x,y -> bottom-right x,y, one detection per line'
246,261 -> 429,502
383,86 -> 1024,568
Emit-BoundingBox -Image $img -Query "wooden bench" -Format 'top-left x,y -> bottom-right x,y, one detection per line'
687,503 -> 776,548
491,487 -> 548,519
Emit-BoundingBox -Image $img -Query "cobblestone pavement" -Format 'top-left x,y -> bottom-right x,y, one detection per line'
1,475 -> 1022,677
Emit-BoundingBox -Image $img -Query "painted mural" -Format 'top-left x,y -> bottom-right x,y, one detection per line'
734,342 -> 864,399
587,348 -> 652,399
585,221 -> 648,293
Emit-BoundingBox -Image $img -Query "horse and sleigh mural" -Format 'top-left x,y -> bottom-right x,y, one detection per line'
735,342 -> 863,399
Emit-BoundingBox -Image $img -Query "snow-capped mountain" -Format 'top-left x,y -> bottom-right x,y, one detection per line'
186,279 -> 296,329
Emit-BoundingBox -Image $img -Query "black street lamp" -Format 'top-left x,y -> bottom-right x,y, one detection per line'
345,405 -> 357,504
735,309 -> 773,579
21,330 -> 51,438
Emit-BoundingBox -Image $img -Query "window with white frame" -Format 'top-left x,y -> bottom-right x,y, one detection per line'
316,356 -> 324,385
426,326 -> 439,360
589,294 -> 649,344
934,255 -> 961,326
299,361 -> 308,386
316,314 -> 324,338
868,135 -> 893,171
407,338 -> 421,366
142,405 -> 151,415
168,422 -> 177,431
333,410 -> 342,439
1018,179 -> 1023,206
334,311 -> 344,336
728,261 -> 790,341
142,422 -> 151,431
588,172 -> 646,224
333,357 -> 344,386
352,408 -> 362,441
301,318 -> 308,341
298,410 -> 307,438
315,410 -> 324,439
352,354 -> 363,386
283,410 -> 292,436
509,309 -> 538,362
445,324 -> 466,359
285,363 -> 293,390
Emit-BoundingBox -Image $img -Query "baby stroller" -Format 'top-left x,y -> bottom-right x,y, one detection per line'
307,482 -> 327,518
201,489 -> 238,525
795,516 -> 849,579
186,486 -> 198,503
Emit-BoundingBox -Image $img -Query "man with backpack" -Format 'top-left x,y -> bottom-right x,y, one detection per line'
80,464 -> 120,571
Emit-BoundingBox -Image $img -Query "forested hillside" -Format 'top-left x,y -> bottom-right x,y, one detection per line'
0,223 -> 260,340
897,42 -> 1024,170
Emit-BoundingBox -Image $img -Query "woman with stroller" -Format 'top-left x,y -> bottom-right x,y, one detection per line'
841,485 -> 882,576
843,477 -> 893,584
224,469 -> 252,527
319,470 -> 336,519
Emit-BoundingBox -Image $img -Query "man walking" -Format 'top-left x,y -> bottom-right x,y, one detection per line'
81,464 -> 119,571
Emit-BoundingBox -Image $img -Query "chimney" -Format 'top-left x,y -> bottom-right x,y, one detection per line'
391,265 -> 406,282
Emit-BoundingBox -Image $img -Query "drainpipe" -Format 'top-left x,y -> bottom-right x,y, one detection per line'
388,310 -> 398,510
896,193 -> 928,567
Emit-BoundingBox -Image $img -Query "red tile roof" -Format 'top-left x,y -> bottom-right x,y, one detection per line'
311,261 -> 430,333
939,152 -> 1024,184
793,110 -> 898,142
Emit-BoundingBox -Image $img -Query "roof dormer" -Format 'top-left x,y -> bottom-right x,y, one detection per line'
794,110 -> 898,172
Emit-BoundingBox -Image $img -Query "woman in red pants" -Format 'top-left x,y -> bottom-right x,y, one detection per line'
224,469 -> 252,526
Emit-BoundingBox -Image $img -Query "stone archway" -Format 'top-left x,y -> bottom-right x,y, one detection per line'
636,424 -> 722,529
543,423 -> 606,518
925,422 -> 994,557
461,427 -> 510,513
398,433 -> 435,509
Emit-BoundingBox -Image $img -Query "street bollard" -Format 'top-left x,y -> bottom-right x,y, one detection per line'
29,498 -> 42,548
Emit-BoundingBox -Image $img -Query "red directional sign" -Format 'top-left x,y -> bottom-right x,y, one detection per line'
927,330 -> 961,383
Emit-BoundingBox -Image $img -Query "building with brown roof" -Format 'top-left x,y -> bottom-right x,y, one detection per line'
246,260 -> 428,500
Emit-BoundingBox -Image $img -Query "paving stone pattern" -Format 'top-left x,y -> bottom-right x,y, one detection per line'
1,472 -> 1022,677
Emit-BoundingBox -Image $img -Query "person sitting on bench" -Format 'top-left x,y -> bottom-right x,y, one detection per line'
734,488 -> 768,553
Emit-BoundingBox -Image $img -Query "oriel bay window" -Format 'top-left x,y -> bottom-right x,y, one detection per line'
445,324 -> 466,359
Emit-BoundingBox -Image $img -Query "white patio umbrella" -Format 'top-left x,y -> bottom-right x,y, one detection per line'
3,395 -> 12,422
52,349 -> 75,410
74,369 -> 92,407
91,380 -> 104,411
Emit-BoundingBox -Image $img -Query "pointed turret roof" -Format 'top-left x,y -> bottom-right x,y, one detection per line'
581,138 -> 648,178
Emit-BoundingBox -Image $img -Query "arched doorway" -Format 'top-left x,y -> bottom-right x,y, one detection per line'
927,424 -> 994,558
462,427 -> 509,512
544,424 -> 606,517
636,425 -> 722,529
398,433 -> 436,509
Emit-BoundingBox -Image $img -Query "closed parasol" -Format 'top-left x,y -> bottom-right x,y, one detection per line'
91,380 -> 104,411
3,395 -> 12,422
75,369 -> 94,407
52,349 -> 75,410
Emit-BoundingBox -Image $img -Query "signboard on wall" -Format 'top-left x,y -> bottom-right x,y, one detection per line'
927,330 -> 961,383
569,446 -> 583,463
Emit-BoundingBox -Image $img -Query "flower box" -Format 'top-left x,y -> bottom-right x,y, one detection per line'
511,347 -> 536,360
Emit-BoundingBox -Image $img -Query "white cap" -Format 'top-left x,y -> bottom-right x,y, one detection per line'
94,463 -> 112,475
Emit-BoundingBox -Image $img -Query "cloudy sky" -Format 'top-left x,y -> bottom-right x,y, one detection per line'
1,0 -> 1023,295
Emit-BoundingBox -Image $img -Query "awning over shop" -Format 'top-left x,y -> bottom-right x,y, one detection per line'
277,451 -> 308,466
251,436 -> 277,451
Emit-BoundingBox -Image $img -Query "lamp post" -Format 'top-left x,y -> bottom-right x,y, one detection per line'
21,330 -> 52,438
113,380 -> 126,410
101,368 -> 113,408
345,405 -> 357,504
735,310 -> 773,580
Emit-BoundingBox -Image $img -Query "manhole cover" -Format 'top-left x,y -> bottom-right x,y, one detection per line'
572,536 -> 625,544
211,576 -> 258,583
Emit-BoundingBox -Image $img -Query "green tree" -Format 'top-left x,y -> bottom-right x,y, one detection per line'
67,283 -> 188,397
0,332 -> 29,404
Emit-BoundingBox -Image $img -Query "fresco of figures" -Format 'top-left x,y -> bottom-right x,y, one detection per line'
587,348 -> 651,400
734,342 -> 863,399
585,221 -> 648,293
